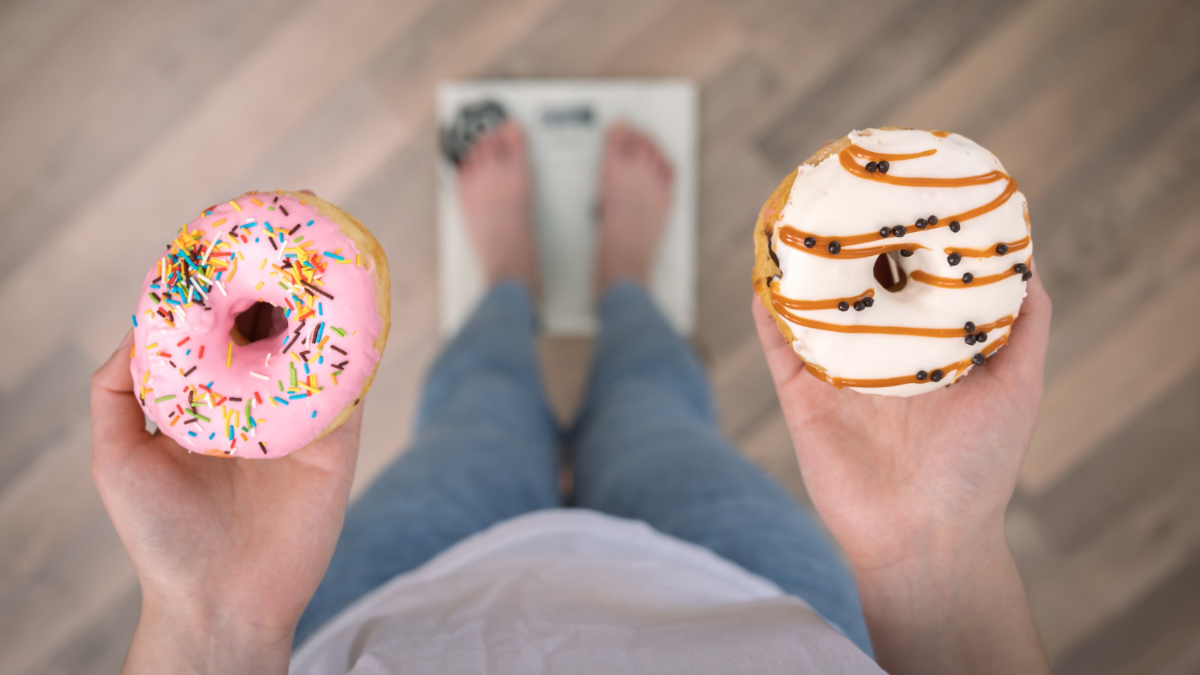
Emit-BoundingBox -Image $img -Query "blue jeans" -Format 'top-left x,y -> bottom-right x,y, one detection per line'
296,282 -> 872,655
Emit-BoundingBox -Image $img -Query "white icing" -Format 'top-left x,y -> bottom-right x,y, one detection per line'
772,129 -> 1031,396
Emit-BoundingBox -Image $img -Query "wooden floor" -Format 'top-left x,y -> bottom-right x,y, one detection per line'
1,0 -> 1198,671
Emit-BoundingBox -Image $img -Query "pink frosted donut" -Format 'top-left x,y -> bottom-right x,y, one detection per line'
130,191 -> 390,458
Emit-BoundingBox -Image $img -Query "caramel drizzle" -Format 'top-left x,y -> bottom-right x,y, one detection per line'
777,172 -> 1017,252
771,294 -> 1015,337
777,142 -> 1018,258
845,145 -> 937,163
945,235 -> 1030,258
773,287 -> 875,311
841,146 -> 1006,187
908,257 -> 1030,288
777,227 -> 923,259
803,334 -> 1008,389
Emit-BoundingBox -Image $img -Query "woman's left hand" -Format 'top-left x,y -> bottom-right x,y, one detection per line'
91,331 -> 360,674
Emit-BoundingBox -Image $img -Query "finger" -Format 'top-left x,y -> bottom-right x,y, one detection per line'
607,119 -> 629,143
91,330 -> 152,461
752,295 -> 804,386
501,119 -> 525,145
327,402 -> 364,443
988,264 -> 1053,389
295,403 -> 363,474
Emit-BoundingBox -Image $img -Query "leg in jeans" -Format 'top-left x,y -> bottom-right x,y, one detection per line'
296,282 -> 560,645
571,283 -> 873,655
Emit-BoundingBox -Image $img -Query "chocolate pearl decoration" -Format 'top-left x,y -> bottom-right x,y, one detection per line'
972,353 -> 986,366
900,249 -> 913,257
838,301 -> 850,312
965,334 -> 977,346
854,300 -> 865,311
915,218 -> 927,229
949,220 -> 961,233
947,252 -> 962,266
928,215 -> 939,225
916,370 -> 928,381
879,226 -> 891,238
964,321 -> 976,333
862,296 -> 874,307
803,236 -> 816,248
1022,270 -> 1033,281
878,160 -> 890,174
930,369 -> 944,382
866,161 -> 879,173
828,241 -> 841,254
996,243 -> 1009,255
892,225 -> 906,238
1014,262 -> 1027,274
962,272 -> 974,284
976,332 -> 988,343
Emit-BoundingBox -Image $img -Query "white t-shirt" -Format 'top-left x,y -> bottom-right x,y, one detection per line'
291,510 -> 882,675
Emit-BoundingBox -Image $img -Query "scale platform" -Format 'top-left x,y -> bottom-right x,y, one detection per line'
436,79 -> 697,336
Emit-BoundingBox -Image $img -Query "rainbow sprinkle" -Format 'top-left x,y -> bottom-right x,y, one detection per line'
136,193 -> 359,457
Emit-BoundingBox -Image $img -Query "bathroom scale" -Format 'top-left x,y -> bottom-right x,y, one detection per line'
436,79 -> 697,336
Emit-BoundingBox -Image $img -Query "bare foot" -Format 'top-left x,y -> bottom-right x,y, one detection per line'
595,122 -> 674,296
457,121 -> 540,298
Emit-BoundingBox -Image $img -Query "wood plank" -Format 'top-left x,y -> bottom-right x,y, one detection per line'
984,0 -> 1200,202
1023,400 -> 1200,659
888,0 -> 1145,139
1027,324 -> 1200,555
0,420 -> 97,594
0,0 -> 299,281
0,345 -> 92,495
602,0 -> 744,79
1054,550 -> 1200,674
489,0 -> 682,77
35,587 -> 140,675
0,0 -> 440,393
753,0 -> 1029,174
0,0 -> 96,90
1020,221 -> 1200,495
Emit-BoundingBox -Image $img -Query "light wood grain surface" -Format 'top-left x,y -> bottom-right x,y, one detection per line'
1,0 -> 1197,672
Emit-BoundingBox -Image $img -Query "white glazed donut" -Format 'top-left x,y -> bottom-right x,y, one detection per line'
752,128 -> 1033,397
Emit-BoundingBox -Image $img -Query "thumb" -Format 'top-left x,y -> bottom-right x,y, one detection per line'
293,402 -> 363,475
752,294 -> 804,387
91,330 -> 151,463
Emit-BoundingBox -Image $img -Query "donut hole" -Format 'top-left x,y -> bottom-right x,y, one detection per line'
230,302 -> 288,346
873,252 -> 908,292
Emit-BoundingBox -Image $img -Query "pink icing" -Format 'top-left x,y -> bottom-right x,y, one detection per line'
129,192 -> 383,458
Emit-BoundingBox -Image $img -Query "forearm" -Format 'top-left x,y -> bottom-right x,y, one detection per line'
853,526 -> 1050,675
123,598 -> 292,675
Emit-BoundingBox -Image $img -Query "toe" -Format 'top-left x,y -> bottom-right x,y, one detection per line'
636,129 -> 662,164
496,121 -> 526,162
475,128 -> 504,164
657,154 -> 673,182
457,145 -> 477,173
507,123 -> 527,160
476,130 -> 499,162
501,120 -> 524,144
607,120 -> 629,146
460,130 -> 495,170
612,122 -> 640,157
